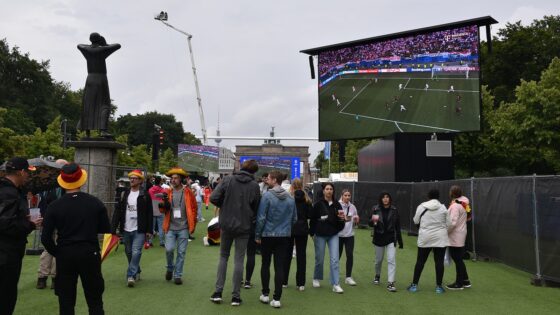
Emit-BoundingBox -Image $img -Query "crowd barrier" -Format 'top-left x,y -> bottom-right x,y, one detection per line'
312,175 -> 560,284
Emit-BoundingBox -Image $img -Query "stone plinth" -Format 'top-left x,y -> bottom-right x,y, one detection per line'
67,140 -> 125,217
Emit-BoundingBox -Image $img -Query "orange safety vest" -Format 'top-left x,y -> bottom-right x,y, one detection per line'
161,187 -> 197,234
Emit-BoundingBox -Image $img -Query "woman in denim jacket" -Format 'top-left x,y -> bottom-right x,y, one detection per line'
255,171 -> 297,308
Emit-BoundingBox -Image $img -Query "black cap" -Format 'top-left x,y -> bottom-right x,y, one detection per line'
5,157 -> 35,171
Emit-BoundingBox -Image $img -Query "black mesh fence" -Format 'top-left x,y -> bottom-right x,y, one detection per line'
311,175 -> 560,283
535,176 -> 560,282
472,177 -> 536,274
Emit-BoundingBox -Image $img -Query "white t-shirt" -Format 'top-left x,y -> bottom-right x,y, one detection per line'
195,185 -> 203,202
125,190 -> 140,232
338,201 -> 358,237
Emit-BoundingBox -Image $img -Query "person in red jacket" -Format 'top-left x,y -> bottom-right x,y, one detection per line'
204,185 -> 212,210
160,167 -> 197,285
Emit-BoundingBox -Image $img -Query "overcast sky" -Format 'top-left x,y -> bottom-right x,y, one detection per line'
1,0 -> 558,163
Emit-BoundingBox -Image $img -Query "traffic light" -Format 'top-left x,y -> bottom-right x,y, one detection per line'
159,129 -> 165,145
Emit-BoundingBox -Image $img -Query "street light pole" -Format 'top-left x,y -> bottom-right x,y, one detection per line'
155,11 -> 208,145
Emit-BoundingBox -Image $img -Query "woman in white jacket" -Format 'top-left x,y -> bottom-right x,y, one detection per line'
407,189 -> 451,294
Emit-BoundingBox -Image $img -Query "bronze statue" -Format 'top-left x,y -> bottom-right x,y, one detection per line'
77,33 -> 121,138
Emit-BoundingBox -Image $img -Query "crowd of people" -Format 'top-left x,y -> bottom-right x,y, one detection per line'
0,157 -> 472,314
319,25 -> 479,77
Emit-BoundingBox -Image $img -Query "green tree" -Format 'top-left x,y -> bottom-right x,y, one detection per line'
159,148 -> 178,173
0,39 -> 82,131
22,116 -> 75,161
490,57 -> 560,174
182,132 -> 202,145
112,111 -> 190,152
481,15 -> 560,105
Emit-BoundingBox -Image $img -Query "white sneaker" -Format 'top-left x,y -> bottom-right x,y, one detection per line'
259,294 -> 270,304
297,286 -> 305,291
282,284 -> 288,288
270,300 -> 281,308
312,279 -> 321,288
345,277 -> 357,286
332,284 -> 344,293
203,236 -> 209,246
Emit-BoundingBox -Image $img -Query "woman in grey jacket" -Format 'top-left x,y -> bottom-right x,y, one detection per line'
407,189 -> 451,294
255,171 -> 297,309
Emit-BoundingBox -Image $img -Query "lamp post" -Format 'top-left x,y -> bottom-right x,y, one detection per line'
154,11 -> 208,144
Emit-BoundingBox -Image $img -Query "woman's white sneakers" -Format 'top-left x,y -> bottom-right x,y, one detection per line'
345,277 -> 357,286
270,300 -> 282,308
312,279 -> 321,288
332,284 -> 344,293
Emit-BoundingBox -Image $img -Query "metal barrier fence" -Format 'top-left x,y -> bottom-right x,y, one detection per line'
313,175 -> 560,283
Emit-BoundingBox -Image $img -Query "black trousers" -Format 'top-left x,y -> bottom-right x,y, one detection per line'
412,247 -> 446,286
0,247 -> 24,315
56,245 -> 105,315
260,237 -> 290,301
338,236 -> 355,278
449,246 -> 469,284
245,233 -> 256,282
283,235 -> 308,287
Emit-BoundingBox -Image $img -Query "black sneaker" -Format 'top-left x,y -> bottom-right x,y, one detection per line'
231,297 -> 242,306
387,282 -> 397,292
243,281 -> 252,289
446,282 -> 464,290
463,280 -> 472,288
373,275 -> 380,285
210,292 -> 222,303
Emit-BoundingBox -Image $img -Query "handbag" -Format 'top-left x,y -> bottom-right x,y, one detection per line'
415,207 -> 429,229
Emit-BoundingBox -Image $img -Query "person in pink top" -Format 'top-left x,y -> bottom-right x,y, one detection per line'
148,177 -> 166,247
446,185 -> 471,290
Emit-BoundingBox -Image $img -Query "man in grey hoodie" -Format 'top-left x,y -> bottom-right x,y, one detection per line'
209,160 -> 260,306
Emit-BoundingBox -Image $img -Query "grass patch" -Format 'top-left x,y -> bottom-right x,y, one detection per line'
17,204 -> 560,314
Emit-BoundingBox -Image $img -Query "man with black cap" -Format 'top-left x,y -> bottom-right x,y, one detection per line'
0,157 -> 42,315
41,162 -> 110,315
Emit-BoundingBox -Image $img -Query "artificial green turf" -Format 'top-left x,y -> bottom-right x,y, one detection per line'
15,205 -> 560,314
318,72 -> 480,140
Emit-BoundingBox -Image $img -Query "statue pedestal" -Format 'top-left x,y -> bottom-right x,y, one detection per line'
67,139 -> 125,216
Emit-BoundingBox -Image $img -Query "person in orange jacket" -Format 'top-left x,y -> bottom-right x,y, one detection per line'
160,167 -> 197,285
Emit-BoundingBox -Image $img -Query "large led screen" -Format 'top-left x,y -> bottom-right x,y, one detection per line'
178,144 -> 219,172
318,25 -> 480,140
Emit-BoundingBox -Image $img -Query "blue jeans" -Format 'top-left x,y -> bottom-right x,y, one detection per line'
152,216 -> 165,245
123,230 -> 145,278
165,229 -> 189,279
197,201 -> 203,221
313,234 -> 340,285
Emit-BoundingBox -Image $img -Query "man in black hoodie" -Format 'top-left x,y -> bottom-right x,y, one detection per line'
209,160 -> 260,306
0,157 -> 41,315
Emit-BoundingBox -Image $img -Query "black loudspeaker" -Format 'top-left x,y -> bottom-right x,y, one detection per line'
339,140 -> 346,163
309,55 -> 315,79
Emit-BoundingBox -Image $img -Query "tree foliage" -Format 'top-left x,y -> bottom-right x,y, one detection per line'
481,15 -> 560,105
112,111 -> 201,153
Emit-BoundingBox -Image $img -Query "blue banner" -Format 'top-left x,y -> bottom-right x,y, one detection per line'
324,142 -> 331,160
239,156 -> 301,180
